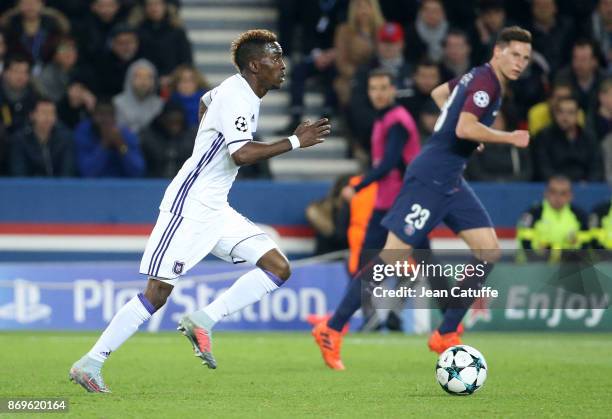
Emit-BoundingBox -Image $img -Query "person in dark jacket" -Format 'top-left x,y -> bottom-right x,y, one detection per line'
1,0 -> 70,69
0,55 -> 39,134
0,119 -> 7,176
9,97 -> 74,176
131,0 -> 192,86
74,99 -> 145,177
75,0 -> 123,64
140,101 -> 195,178
91,24 -> 141,98
534,95 -> 604,181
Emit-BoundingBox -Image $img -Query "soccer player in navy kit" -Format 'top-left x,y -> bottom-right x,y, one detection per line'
312,26 -> 532,370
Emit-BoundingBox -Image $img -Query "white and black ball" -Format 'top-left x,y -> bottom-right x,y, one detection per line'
435,345 -> 487,395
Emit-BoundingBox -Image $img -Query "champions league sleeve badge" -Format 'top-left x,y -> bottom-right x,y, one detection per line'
234,116 -> 248,132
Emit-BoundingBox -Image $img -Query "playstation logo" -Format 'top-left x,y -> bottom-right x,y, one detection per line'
0,279 -> 52,323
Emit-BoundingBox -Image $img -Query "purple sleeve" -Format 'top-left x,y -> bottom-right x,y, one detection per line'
460,72 -> 499,119
447,76 -> 461,91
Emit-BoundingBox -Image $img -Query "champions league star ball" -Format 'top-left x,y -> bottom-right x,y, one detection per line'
435,345 -> 488,395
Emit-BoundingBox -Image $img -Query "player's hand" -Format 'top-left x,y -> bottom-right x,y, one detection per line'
509,130 -> 530,148
341,185 -> 356,201
294,118 -> 331,148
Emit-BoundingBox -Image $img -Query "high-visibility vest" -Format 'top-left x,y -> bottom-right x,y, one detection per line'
347,176 -> 377,275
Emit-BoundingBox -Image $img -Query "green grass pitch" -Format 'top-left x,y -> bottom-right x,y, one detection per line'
1,331 -> 611,418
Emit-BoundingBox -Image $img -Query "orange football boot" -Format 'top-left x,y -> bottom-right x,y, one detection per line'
456,323 -> 464,336
312,322 -> 345,370
306,313 -> 349,335
428,330 -> 462,354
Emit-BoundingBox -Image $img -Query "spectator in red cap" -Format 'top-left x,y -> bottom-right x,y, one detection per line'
333,0 -> 385,108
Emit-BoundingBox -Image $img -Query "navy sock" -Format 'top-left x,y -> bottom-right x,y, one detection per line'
328,255 -> 383,332
438,258 -> 494,334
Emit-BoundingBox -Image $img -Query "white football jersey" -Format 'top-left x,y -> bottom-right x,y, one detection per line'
159,74 -> 261,219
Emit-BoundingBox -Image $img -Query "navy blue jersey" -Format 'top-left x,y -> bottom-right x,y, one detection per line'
406,64 -> 502,193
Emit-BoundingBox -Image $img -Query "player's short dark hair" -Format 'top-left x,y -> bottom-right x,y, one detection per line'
231,29 -> 278,72
368,68 -> 395,84
495,26 -> 532,46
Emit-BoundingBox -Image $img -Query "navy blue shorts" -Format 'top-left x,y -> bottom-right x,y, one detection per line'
381,176 -> 493,246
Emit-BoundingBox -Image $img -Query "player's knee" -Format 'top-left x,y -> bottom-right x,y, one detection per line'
258,249 -> 291,281
144,278 -> 173,310
476,243 -> 501,263
272,259 -> 291,281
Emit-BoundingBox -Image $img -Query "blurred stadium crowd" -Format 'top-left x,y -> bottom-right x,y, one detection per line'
0,0 -> 610,183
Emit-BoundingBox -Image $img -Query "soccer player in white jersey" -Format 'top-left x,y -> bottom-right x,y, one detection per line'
69,29 -> 331,393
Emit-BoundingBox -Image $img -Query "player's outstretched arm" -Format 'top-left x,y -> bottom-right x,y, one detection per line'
456,112 -> 530,148
431,82 -> 450,109
231,118 -> 331,166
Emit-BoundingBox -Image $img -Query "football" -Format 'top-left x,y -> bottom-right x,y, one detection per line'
435,345 -> 488,395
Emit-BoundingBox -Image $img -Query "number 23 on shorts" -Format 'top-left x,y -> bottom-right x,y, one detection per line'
405,204 -> 430,230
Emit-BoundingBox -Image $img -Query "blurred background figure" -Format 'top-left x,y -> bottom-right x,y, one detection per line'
91,24 -> 141,98
587,0 -> 612,73
470,0 -> 509,62
333,0 -> 384,109
517,175 -> 590,261
439,29 -> 472,80
0,55 -> 39,135
528,79 -> 586,136
56,81 -> 97,129
403,0 -> 448,64
113,58 -> 163,134
74,100 -> 144,178
586,77 -> 612,141
0,0 -> 70,73
528,0 -> 575,76
168,64 -> 209,128
347,22 -> 411,156
130,0 -> 192,89
277,0 -> 348,132
34,35 -> 84,102
75,0 -> 122,65
140,101 -> 195,178
399,58 -> 441,118
590,191 -> 612,249
0,31 -> 6,74
556,39 -> 605,115
9,97 -> 73,177
533,95 -> 603,182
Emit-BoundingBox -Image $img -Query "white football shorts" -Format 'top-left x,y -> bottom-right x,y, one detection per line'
139,207 -> 280,286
